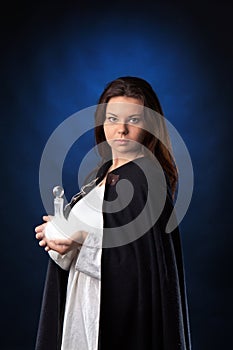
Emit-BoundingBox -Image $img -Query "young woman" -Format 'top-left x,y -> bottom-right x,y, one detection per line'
35,76 -> 192,350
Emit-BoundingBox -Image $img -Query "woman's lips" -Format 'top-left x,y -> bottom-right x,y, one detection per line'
113,139 -> 130,144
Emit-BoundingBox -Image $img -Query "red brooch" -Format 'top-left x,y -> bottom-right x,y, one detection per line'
107,173 -> 120,186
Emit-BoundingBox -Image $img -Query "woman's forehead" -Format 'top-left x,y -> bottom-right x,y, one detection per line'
106,101 -> 144,117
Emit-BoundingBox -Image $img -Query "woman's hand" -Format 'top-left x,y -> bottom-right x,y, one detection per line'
35,215 -> 83,255
44,237 -> 80,255
35,215 -> 50,250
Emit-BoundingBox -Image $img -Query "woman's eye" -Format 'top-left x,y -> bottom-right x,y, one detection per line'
105,116 -> 142,124
107,116 -> 118,123
129,117 -> 140,124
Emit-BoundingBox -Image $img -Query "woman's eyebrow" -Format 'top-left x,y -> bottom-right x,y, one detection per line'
106,112 -> 143,117
106,112 -> 118,117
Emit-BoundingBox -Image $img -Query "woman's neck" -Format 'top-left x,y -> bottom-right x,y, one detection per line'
98,153 -> 144,187
110,153 -> 144,171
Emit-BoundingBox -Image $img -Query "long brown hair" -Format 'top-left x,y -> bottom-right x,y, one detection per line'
94,76 -> 178,197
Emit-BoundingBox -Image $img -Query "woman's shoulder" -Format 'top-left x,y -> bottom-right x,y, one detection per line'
131,156 -> 163,180
132,157 -> 171,199
95,157 -> 167,189
134,156 -> 160,171
113,157 -> 166,192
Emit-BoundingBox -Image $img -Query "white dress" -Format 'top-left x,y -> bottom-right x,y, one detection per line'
45,184 -> 105,350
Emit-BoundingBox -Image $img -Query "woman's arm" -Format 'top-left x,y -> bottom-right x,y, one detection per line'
35,216 -> 83,270
35,215 -> 85,253
35,211 -> 102,279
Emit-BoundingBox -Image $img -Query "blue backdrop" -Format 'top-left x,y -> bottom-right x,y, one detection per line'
1,1 -> 232,349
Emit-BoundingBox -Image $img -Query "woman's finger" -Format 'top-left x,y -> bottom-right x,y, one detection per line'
35,223 -> 46,233
42,215 -> 52,222
35,232 -> 44,240
39,239 -> 47,247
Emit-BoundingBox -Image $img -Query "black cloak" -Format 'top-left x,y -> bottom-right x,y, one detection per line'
35,157 -> 192,350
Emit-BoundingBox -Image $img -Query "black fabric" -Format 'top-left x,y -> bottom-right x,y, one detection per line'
35,157 -> 191,350
35,259 -> 68,350
99,157 -> 191,350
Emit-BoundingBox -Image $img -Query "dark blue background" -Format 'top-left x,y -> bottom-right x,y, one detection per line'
1,1 -> 232,349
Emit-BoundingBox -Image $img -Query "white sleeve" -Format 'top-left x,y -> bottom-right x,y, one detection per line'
48,249 -> 78,271
75,232 -> 102,280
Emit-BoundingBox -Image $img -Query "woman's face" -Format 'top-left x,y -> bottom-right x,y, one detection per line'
103,96 -> 146,159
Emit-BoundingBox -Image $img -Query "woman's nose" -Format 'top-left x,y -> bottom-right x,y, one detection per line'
117,123 -> 129,135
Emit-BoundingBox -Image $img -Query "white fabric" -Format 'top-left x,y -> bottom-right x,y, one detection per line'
46,185 -> 105,350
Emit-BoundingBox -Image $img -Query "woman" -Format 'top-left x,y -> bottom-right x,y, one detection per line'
35,76 -> 192,349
